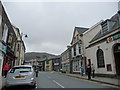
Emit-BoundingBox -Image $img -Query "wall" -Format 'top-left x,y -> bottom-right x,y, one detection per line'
88,39 -> 119,75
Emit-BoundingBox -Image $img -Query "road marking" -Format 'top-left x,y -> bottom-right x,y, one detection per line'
53,80 -> 64,88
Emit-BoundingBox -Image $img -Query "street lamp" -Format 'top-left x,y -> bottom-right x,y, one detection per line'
21,32 -> 28,39
19,32 -> 28,65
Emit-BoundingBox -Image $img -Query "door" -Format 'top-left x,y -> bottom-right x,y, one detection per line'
114,43 -> 120,75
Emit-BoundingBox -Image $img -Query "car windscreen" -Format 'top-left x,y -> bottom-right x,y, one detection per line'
10,67 -> 32,73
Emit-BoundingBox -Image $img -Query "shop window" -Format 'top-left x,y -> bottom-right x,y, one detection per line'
96,49 -> 105,68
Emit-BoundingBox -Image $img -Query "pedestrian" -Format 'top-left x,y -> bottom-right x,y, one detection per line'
80,65 -> 84,76
86,64 -> 91,80
35,67 -> 39,77
3,63 -> 10,78
91,64 -> 95,78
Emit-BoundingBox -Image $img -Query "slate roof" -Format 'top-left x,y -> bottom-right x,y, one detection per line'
90,11 -> 120,43
70,27 -> 89,44
75,27 -> 89,35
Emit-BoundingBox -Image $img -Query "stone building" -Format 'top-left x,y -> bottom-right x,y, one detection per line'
70,27 -> 89,74
61,46 -> 71,73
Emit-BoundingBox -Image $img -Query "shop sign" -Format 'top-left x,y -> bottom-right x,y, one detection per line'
106,33 -> 120,43
0,42 -> 7,53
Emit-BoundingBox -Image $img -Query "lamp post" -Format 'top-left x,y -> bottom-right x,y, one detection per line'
18,32 -> 28,65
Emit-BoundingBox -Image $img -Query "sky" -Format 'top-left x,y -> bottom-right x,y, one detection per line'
2,1 -> 119,55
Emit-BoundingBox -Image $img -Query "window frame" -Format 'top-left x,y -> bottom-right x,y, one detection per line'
96,49 -> 105,68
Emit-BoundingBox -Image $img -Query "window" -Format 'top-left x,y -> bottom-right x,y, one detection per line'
0,15 -> 2,26
78,44 -> 81,54
2,24 -> 8,43
17,44 -> 19,51
107,64 -> 112,71
73,45 -> 76,56
10,67 -> 31,73
77,34 -> 79,40
102,22 -> 108,33
96,49 -> 105,68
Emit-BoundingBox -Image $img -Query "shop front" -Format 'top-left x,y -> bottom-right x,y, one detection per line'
0,42 -> 7,89
62,60 -> 70,73
0,42 -> 7,75
72,55 -> 83,74
3,46 -> 15,70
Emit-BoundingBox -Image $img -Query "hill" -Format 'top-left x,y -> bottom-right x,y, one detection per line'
24,52 -> 57,61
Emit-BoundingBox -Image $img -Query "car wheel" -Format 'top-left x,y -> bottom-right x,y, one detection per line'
32,83 -> 36,88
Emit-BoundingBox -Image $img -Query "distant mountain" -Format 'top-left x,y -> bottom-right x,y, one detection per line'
24,52 -> 57,61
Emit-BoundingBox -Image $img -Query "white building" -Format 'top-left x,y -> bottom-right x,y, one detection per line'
83,20 -> 103,68
84,11 -> 120,76
70,27 -> 89,73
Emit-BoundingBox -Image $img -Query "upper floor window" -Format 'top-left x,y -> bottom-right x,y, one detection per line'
73,45 -> 76,56
17,44 -> 20,51
2,24 -> 8,43
102,20 -> 116,34
77,34 -> 79,41
67,52 -> 69,59
0,15 -> 2,26
78,44 -> 81,54
102,22 -> 108,34
96,49 -> 105,68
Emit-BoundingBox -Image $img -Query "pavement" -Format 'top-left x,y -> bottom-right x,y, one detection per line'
0,76 -> 6,90
60,72 -> 120,87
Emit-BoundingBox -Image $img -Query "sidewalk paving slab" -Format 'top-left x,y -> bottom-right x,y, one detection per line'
1,77 -> 6,90
55,71 -> 120,87
65,73 -> 120,87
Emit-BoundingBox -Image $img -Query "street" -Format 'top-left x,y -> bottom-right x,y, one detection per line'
35,72 -> 118,88
4,71 -> 119,90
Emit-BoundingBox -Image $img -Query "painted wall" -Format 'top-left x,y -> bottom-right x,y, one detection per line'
45,60 -> 53,71
88,39 -> 120,75
83,21 -> 103,59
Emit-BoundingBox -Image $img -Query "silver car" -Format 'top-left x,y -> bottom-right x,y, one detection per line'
5,65 -> 36,88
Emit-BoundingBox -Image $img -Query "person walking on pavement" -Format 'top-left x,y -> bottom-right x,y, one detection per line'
86,64 -> 91,80
80,65 -> 84,76
91,64 -> 95,78
3,63 -> 10,78
35,67 -> 39,77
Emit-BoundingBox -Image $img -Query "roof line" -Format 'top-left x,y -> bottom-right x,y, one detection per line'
83,20 -> 104,35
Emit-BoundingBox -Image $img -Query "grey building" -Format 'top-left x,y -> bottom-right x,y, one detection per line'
52,56 -> 62,72
61,46 -> 72,73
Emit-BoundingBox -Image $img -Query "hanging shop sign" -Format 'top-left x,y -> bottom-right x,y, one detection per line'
106,33 -> 120,43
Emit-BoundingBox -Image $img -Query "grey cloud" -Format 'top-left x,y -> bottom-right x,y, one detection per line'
3,2 -> 118,55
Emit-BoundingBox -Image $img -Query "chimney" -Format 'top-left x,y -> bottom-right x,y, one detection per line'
67,45 -> 71,48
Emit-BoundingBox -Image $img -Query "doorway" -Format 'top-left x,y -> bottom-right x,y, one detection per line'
113,43 -> 120,75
